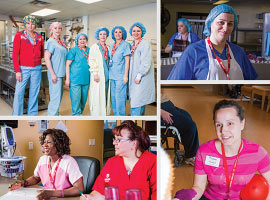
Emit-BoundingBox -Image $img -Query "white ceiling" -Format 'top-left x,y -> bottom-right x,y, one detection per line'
162,0 -> 270,5
0,0 -> 156,21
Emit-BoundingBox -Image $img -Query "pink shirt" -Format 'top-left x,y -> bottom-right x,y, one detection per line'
195,139 -> 270,200
34,155 -> 83,190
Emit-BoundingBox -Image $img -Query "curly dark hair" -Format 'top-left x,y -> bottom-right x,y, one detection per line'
112,120 -> 150,157
39,129 -> 71,157
213,100 -> 245,121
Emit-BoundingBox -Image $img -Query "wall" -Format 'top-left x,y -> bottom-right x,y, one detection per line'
13,120 -> 104,179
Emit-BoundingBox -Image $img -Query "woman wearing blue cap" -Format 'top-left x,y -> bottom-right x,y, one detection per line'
65,33 -> 90,116
129,22 -> 155,116
109,26 -> 131,116
168,4 -> 257,80
165,18 -> 200,57
88,27 -> 111,116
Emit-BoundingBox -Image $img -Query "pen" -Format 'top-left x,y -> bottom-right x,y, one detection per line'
76,187 -> 87,199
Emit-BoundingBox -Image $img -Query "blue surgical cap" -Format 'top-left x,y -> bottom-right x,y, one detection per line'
129,22 -> 146,37
75,33 -> 88,46
111,26 -> 127,41
177,18 -> 192,33
203,4 -> 238,37
94,27 -> 109,40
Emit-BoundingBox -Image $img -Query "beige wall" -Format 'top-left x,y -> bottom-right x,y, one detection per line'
161,2 -> 270,48
13,120 -> 104,179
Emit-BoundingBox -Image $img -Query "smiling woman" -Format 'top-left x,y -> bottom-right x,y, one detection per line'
167,4 -> 258,80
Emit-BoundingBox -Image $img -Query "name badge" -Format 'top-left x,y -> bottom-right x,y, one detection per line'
205,156 -> 220,167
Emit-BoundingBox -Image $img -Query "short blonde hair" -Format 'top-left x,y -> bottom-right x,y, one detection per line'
49,22 -> 63,36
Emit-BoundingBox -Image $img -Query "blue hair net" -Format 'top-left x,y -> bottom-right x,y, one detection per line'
129,22 -> 146,37
75,33 -> 88,46
203,4 -> 238,36
177,18 -> 192,33
94,27 -> 109,40
111,26 -> 127,41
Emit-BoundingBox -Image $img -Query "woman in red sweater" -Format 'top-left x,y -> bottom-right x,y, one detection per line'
12,15 -> 44,115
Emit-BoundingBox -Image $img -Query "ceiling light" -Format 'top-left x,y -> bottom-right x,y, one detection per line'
75,0 -> 103,4
213,0 -> 229,5
31,8 -> 60,16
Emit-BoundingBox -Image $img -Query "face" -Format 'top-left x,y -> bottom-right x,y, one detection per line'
114,28 -> 123,41
42,134 -> 57,156
177,21 -> 188,34
215,107 -> 245,146
78,35 -> 87,47
210,12 -> 234,42
25,22 -> 35,32
113,129 -> 136,156
132,26 -> 142,40
52,24 -> 62,37
98,31 -> 107,42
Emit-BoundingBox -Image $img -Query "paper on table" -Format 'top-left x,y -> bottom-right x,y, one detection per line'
0,188 -> 42,200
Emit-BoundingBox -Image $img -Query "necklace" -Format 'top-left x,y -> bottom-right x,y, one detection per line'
131,38 -> 142,56
79,46 -> 89,61
99,42 -> 108,62
48,156 -> 62,189
51,36 -> 67,48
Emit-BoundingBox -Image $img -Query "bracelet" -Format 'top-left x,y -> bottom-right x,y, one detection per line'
61,190 -> 65,198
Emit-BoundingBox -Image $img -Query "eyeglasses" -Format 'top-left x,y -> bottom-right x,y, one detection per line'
113,138 -> 130,144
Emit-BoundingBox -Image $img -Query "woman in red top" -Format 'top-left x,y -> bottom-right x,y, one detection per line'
12,15 -> 44,116
81,120 -> 157,200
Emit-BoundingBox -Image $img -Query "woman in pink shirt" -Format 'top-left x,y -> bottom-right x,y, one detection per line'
175,100 -> 270,200
9,129 -> 84,200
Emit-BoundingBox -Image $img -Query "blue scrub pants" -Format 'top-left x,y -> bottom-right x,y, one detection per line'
47,73 -> 63,116
130,105 -> 145,116
70,83 -> 89,116
12,65 -> 42,116
110,80 -> 127,116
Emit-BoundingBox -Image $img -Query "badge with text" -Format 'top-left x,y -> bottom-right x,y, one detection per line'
205,156 -> 220,167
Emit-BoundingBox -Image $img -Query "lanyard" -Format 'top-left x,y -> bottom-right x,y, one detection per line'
111,40 -> 122,59
206,37 -> 230,80
52,36 -> 67,49
221,139 -> 243,194
24,31 -> 37,46
48,157 -> 62,189
79,47 -> 89,62
131,38 -> 142,56
99,42 -> 108,62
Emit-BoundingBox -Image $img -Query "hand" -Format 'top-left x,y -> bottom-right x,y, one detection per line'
9,180 -> 24,191
80,194 -> 91,200
134,78 -> 141,84
123,75 -> 128,85
51,73 -> 58,84
161,109 -> 174,125
36,190 -> 53,200
65,79 -> 70,87
16,72 -> 22,82
94,74 -> 100,83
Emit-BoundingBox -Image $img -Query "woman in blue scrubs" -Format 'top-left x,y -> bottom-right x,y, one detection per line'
109,26 -> 131,116
168,4 -> 257,80
45,22 -> 68,115
129,22 -> 155,116
165,18 -> 200,57
65,33 -> 90,116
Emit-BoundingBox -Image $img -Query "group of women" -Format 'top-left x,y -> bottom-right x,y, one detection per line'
166,4 -> 258,80
12,15 -> 155,116
9,121 -> 156,200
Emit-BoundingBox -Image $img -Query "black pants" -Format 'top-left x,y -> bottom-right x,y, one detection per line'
200,195 -> 210,200
161,100 -> 199,158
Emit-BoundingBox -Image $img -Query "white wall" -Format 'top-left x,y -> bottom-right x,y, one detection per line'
87,3 -> 157,46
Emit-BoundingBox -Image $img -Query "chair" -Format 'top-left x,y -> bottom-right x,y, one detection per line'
267,94 -> 270,112
240,85 -> 253,102
251,86 -> 270,110
73,156 -> 100,194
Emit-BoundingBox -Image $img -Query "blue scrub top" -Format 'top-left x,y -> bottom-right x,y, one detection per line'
109,41 -> 131,80
168,32 -> 200,45
167,40 -> 258,80
45,38 -> 68,77
66,46 -> 90,85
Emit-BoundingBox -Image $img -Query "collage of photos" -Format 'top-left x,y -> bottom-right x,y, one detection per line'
0,0 -> 270,199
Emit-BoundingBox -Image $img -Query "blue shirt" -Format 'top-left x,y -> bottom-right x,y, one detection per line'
167,40 -> 258,80
45,38 -> 68,77
66,46 -> 90,85
109,41 -> 131,80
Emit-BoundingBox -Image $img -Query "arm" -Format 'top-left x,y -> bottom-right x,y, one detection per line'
165,44 -> 172,53
9,175 -> 41,191
37,177 -> 84,200
191,174 -> 207,200
65,60 -> 72,87
80,190 -> 105,200
41,36 -> 45,58
12,32 -> 22,81
123,55 -> 130,84
44,50 -> 57,84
